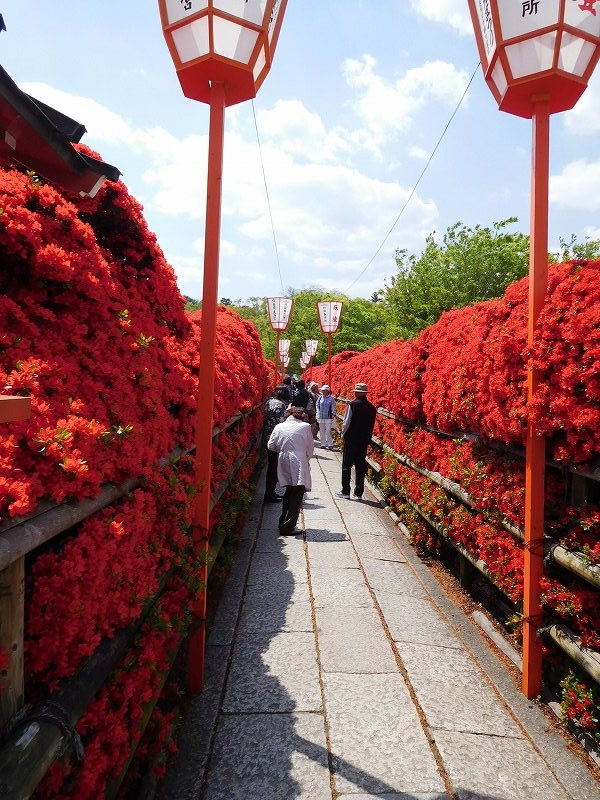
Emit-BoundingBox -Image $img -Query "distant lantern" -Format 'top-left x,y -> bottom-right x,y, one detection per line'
467,0 -> 600,117
305,339 -> 318,357
317,301 -> 343,334
159,0 -> 287,107
266,296 -> 293,331
278,338 -> 290,357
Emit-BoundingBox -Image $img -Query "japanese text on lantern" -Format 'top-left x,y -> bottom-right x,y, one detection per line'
574,0 -> 598,15
267,297 -> 293,331
270,0 -> 283,38
317,301 -> 343,333
522,0 -> 539,15
180,0 -> 192,10
475,0 -> 495,61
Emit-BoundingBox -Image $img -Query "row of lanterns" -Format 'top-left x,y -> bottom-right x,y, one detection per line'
266,297 -> 344,387
157,0 -> 600,696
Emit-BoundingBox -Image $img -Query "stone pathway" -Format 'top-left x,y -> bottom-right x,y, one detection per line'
159,449 -> 599,800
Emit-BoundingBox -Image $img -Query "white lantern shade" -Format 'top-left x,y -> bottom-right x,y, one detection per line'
278,338 -> 290,357
280,354 -> 290,367
305,339 -> 318,357
317,301 -> 343,334
159,0 -> 288,107
468,0 -> 600,117
266,296 -> 293,331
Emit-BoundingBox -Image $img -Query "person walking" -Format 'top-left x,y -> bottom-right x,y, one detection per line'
268,407 -> 314,535
307,381 -> 320,440
263,386 -> 288,503
316,384 -> 336,450
291,379 -> 314,415
336,382 -> 376,500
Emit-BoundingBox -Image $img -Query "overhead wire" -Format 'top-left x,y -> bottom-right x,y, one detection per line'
344,62 -> 480,293
252,99 -> 285,294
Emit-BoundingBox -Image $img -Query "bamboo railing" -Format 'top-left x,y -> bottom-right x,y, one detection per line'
0,403 -> 264,799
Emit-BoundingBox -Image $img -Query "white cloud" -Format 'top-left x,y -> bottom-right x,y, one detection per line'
564,70 -> 600,135
20,81 -> 439,298
409,0 -> 473,36
234,270 -> 268,282
409,145 -> 429,160
342,55 -> 470,149
550,159 -> 600,211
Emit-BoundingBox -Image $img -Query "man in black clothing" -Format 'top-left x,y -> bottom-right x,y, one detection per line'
281,376 -> 293,405
337,382 -> 377,500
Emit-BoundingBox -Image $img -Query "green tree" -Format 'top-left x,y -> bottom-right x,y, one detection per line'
382,218 -> 530,339
230,288 -> 388,375
550,234 -> 600,263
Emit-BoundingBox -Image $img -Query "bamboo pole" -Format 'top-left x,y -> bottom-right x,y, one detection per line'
0,559 -> 24,726
370,434 -> 600,592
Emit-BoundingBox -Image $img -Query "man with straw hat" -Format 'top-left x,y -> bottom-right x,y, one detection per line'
336,382 -> 376,500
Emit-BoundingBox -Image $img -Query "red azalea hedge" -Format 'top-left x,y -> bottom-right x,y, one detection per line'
309,260 -> 600,740
314,261 -> 600,464
0,158 -> 270,795
0,156 -> 270,523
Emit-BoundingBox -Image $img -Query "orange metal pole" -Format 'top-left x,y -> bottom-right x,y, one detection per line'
275,330 -> 280,385
327,333 -> 332,392
188,81 -> 226,694
522,97 -> 549,700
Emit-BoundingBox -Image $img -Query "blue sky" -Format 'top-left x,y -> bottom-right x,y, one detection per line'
2,1 -> 600,301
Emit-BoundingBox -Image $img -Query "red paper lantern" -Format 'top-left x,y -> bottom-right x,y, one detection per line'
468,0 -> 600,117
159,0 -> 287,107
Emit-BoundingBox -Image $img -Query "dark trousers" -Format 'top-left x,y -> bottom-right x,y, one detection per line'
341,442 -> 368,497
265,449 -> 279,499
278,485 -> 305,534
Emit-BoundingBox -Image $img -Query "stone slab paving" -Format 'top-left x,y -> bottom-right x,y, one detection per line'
316,604 -> 398,673
323,672 -> 446,795
223,630 -> 322,713
361,555 -> 429,597
397,641 -> 522,738
433,730 -> 572,800
310,566 -> 373,608
375,590 -> 464,650
351,530 -> 408,562
162,450 -> 598,800
204,713 -> 332,800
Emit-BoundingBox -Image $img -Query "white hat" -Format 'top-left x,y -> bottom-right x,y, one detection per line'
354,382 -> 368,393
320,384 -> 331,391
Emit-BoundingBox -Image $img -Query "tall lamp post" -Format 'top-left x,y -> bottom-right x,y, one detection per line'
159,0 -> 288,692
317,301 -> 343,392
267,296 -> 294,384
305,338 -> 318,381
467,0 -> 600,699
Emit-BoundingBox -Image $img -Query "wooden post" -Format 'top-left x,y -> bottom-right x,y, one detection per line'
188,81 -> 226,694
0,397 -> 31,424
459,554 -> 476,590
0,559 -> 24,726
0,395 -> 30,726
522,98 -> 550,700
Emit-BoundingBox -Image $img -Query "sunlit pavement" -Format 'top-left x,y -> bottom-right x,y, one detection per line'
159,449 -> 598,800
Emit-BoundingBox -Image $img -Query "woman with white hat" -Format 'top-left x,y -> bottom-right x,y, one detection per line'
316,385 -> 336,450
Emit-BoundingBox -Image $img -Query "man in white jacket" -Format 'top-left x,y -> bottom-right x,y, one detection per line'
267,407 -> 314,536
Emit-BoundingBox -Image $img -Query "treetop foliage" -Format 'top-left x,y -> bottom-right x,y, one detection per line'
184,218 -> 600,363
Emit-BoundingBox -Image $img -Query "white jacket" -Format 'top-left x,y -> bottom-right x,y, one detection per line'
267,417 -> 314,491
